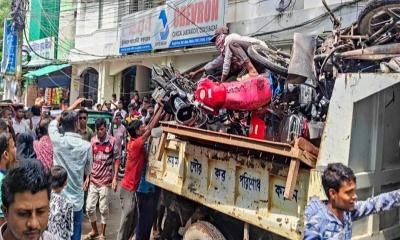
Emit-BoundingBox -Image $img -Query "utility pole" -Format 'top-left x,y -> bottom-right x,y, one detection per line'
15,24 -> 23,102
10,0 -> 26,102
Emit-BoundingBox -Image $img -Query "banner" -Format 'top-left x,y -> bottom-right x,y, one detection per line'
119,0 -> 226,54
1,19 -> 18,75
25,37 -> 55,66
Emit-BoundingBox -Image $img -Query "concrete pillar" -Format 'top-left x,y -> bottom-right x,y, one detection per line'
135,66 -> 151,97
99,62 -> 114,104
98,63 -> 105,103
113,73 -> 122,100
69,65 -> 80,104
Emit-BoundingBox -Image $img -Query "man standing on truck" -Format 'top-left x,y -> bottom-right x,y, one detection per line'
188,26 -> 265,82
304,163 -> 400,239
117,103 -> 163,240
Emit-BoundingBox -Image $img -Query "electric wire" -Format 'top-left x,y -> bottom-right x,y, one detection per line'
250,0 -> 365,37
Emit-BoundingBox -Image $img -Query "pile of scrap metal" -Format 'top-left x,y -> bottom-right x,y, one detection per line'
151,0 -> 400,147
151,63 -> 325,147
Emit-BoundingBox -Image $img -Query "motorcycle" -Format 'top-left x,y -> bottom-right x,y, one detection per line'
314,0 -> 400,78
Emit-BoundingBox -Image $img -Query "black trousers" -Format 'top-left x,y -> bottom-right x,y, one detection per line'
135,191 -> 158,240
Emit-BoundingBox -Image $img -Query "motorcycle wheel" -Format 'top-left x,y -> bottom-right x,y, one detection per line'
357,0 -> 400,35
248,44 -> 290,76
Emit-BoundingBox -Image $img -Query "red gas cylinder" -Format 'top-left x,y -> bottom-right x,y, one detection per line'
195,75 -> 272,111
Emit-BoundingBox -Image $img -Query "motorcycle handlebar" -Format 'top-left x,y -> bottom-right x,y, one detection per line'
194,101 -> 214,112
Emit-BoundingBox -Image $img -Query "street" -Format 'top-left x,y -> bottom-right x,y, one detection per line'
82,187 -> 122,239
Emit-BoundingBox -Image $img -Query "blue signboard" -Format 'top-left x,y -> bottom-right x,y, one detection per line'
119,0 -> 226,54
1,19 -> 18,75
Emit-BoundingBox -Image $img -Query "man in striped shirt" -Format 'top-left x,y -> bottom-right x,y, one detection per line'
84,118 -> 120,240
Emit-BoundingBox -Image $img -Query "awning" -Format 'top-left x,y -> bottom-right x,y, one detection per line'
24,64 -> 70,79
24,64 -> 70,88
37,75 -> 70,88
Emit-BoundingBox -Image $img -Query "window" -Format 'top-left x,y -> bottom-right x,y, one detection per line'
129,0 -> 138,14
128,0 -> 165,14
117,0 -> 166,22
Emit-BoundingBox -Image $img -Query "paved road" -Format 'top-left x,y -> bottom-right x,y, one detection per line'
81,186 -> 122,239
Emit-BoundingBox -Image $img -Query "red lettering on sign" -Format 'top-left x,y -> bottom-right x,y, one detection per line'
173,0 -> 219,27
184,6 -> 190,26
212,0 -> 218,21
196,2 -> 204,24
190,4 -> 197,24
186,5 -> 191,25
204,0 -> 211,22
179,7 -> 186,26
174,10 -> 179,27
128,15 -> 152,35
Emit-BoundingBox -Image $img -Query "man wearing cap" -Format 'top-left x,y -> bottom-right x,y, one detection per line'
189,26 -> 266,82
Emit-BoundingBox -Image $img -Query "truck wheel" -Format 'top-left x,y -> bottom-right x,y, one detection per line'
183,221 -> 226,240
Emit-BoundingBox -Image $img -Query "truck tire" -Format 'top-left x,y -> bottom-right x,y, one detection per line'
247,44 -> 289,76
357,0 -> 400,35
183,221 -> 226,240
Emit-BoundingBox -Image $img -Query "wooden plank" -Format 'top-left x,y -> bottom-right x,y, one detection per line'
284,159 -> 300,200
156,132 -> 167,161
295,137 -> 319,156
161,125 -> 316,168
160,121 -> 292,147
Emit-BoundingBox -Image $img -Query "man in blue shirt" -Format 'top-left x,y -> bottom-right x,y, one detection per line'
304,163 -> 400,239
49,99 -> 92,240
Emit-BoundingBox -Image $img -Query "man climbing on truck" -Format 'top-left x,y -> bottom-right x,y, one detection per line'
304,163 -> 400,239
189,26 -> 266,82
117,103 -> 163,240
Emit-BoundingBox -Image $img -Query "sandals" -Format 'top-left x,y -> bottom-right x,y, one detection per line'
97,235 -> 106,240
83,233 -> 100,240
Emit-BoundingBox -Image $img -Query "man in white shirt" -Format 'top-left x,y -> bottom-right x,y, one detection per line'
189,26 -> 265,82
12,105 -> 30,137
114,101 -> 127,119
111,93 -> 118,110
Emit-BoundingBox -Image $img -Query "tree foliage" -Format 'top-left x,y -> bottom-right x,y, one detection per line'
0,1 -> 12,58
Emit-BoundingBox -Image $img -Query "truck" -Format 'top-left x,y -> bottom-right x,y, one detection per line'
145,73 -> 400,240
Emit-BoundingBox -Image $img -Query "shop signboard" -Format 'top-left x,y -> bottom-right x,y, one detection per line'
25,37 -> 55,66
119,0 -> 226,54
1,19 -> 18,75
120,6 -> 156,53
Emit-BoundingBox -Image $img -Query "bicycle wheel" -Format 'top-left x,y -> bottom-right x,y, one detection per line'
357,0 -> 400,35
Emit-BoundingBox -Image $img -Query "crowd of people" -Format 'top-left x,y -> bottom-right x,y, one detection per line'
0,92 -> 163,240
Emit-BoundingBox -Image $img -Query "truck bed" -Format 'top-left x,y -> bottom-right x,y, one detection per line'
146,123 -> 318,239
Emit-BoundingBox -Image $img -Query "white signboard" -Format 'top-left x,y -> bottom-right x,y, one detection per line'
25,37 -> 55,66
119,0 -> 226,54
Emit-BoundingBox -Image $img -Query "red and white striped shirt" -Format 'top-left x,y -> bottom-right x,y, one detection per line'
90,134 -> 119,186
